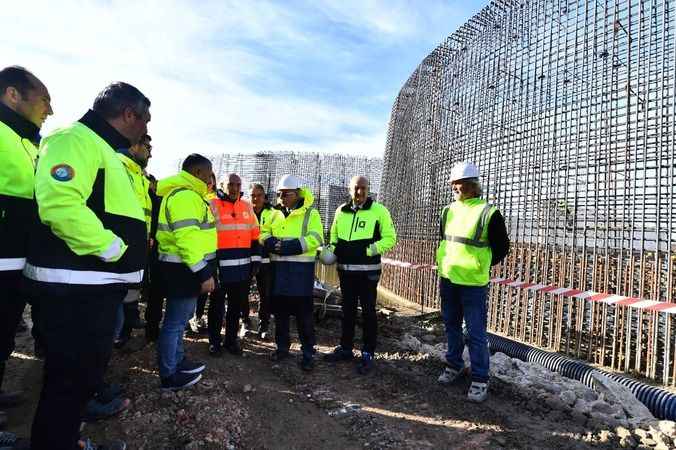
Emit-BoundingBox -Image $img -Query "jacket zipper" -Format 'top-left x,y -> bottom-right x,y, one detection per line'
348,210 -> 358,240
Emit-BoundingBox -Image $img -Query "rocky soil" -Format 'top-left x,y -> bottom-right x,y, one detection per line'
4,307 -> 676,449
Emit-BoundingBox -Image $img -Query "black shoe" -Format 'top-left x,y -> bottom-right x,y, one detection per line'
224,342 -> 243,356
323,346 -> 354,363
300,356 -> 315,372
177,358 -> 205,374
160,372 -> 202,391
208,345 -> 222,357
270,350 -> 289,362
357,352 -> 374,375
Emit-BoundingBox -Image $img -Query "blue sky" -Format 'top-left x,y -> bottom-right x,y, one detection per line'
2,0 -> 485,177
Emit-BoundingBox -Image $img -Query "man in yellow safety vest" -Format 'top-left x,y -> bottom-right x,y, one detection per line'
435,162 -> 509,403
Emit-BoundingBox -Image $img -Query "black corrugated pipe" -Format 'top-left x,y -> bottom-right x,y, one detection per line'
488,333 -> 676,420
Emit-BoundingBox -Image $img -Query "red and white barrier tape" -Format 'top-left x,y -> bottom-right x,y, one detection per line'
380,257 -> 676,314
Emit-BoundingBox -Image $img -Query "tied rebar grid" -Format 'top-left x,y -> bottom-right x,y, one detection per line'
188,152 -> 383,233
380,0 -> 676,384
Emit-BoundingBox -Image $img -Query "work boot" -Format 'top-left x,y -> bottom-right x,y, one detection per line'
270,350 -> 289,362
224,341 -> 243,356
437,366 -> 464,385
208,345 -> 223,357
0,363 -> 21,407
357,352 -> 374,375
467,381 -> 488,403
323,346 -> 354,363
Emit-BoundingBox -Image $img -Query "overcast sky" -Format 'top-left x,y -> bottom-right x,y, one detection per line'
2,0 -> 485,177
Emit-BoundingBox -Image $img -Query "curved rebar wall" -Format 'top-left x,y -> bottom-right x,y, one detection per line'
380,0 -> 676,384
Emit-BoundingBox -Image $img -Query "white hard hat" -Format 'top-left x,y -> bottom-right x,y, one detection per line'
450,162 -> 480,183
319,246 -> 337,265
277,174 -> 303,191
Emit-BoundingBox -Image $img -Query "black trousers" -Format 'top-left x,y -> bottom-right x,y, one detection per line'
208,281 -> 249,347
256,265 -> 273,330
144,259 -> 166,341
338,271 -> 379,354
274,295 -> 315,359
0,271 -> 27,362
196,292 -> 208,319
31,288 -> 124,450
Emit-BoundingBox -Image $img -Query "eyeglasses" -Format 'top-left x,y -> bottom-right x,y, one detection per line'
277,191 -> 295,198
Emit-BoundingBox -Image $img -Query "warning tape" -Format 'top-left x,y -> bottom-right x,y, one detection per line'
380,257 -> 676,314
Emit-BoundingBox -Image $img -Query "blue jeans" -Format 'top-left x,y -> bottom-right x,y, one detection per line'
157,296 -> 196,379
439,278 -> 489,383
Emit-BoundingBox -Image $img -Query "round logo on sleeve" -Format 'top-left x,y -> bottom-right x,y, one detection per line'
50,164 -> 75,182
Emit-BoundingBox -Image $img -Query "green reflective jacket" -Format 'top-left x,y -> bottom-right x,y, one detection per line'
436,198 -> 496,286
329,197 -> 397,273
156,170 -> 216,282
24,113 -> 147,288
0,113 -> 39,271
118,153 -> 152,234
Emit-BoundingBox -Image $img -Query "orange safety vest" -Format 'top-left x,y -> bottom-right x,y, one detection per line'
211,196 -> 261,282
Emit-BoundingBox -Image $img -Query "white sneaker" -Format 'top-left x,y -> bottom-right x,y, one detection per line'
467,381 -> 488,402
437,366 -> 463,384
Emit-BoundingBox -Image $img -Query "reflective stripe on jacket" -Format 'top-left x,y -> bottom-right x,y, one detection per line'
211,196 -> 260,283
156,170 -> 217,296
330,197 -> 396,274
0,105 -> 39,272
436,198 -> 497,286
23,110 -> 147,289
262,187 -> 323,297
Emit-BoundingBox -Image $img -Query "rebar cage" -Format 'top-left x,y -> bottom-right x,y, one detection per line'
380,0 -> 676,384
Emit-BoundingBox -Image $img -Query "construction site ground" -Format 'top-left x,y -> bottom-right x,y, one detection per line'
4,308 -> 632,450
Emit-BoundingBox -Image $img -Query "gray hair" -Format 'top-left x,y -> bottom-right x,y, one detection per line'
93,82 -> 150,120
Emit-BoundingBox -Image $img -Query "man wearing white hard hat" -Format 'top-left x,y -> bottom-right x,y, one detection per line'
259,175 -> 323,371
323,175 -> 397,375
435,162 -> 509,402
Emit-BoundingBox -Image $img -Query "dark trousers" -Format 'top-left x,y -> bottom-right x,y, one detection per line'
208,281 -> 249,347
256,265 -> 273,330
196,293 -> 208,319
274,295 -> 315,359
0,271 -> 26,362
144,260 -> 166,341
338,271 -> 379,354
31,288 -> 124,450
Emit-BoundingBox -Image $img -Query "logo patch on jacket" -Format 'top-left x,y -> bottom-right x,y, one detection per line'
50,164 -> 75,182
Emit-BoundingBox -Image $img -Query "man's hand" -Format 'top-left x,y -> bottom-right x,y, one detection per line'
200,277 -> 215,294
274,241 -> 282,253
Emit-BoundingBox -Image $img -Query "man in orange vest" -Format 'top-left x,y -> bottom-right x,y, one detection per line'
208,173 -> 260,356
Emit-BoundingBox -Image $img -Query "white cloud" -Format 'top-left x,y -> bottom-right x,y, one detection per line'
2,0 -> 477,177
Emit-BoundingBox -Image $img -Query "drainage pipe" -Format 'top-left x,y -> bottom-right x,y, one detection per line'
488,333 -> 676,420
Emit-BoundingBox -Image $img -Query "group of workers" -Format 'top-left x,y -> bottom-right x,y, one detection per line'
0,65 -> 510,450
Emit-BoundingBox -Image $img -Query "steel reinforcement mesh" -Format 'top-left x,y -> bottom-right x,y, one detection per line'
380,0 -> 676,384
195,152 -> 382,233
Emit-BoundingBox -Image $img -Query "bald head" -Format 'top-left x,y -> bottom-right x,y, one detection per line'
226,173 -> 242,201
349,175 -> 369,206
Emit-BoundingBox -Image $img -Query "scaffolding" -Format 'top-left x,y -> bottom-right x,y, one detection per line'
380,0 -> 676,384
